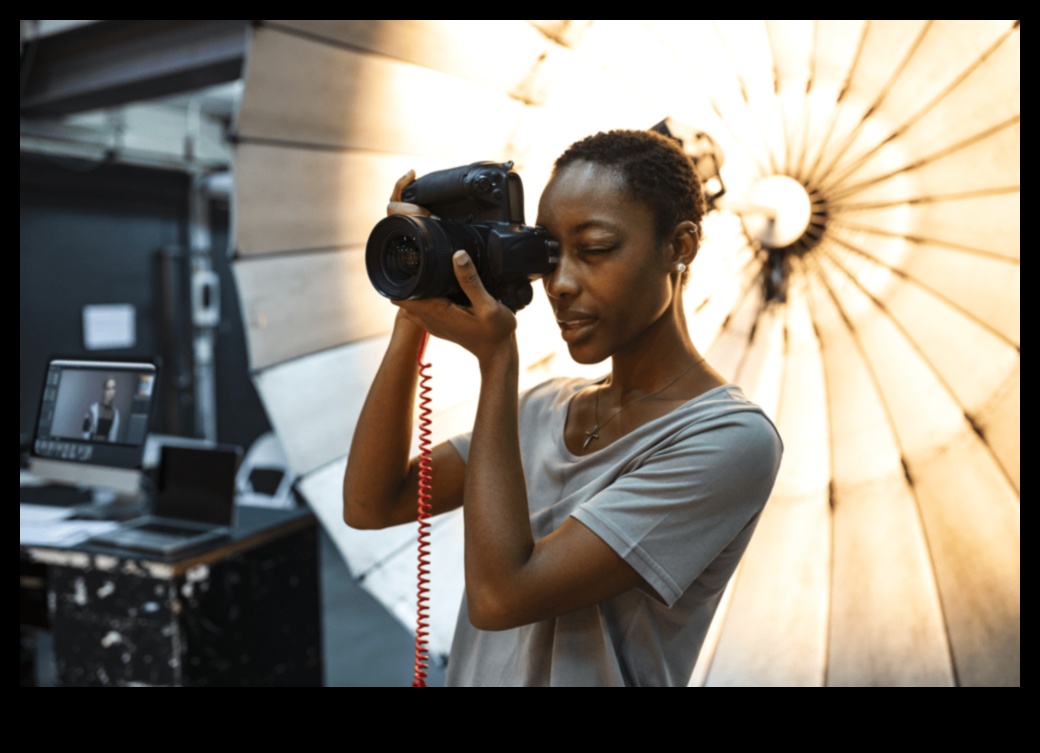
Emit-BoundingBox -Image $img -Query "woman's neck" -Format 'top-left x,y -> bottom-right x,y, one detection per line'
607,299 -> 701,397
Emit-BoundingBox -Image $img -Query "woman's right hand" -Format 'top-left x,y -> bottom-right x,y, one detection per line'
387,169 -> 431,218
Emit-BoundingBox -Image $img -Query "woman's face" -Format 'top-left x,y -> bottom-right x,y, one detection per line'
102,379 -> 117,406
536,161 -> 677,365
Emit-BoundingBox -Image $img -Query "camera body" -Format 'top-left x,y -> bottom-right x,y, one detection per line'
366,161 -> 558,312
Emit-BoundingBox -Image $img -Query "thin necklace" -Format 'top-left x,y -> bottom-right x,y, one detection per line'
582,357 -> 706,450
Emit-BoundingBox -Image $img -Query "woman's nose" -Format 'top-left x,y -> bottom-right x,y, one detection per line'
544,256 -> 580,300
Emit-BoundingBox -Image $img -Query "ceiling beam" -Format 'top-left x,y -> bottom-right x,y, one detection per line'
20,20 -> 249,117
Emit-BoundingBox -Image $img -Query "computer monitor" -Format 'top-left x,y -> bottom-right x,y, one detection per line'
28,358 -> 159,506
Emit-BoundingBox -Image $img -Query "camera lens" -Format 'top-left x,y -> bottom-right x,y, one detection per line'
366,215 -> 477,302
384,234 -> 422,281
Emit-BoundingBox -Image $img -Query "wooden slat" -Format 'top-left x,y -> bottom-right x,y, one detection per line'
233,246 -> 395,370
268,20 -> 550,102
831,193 -> 1020,262
254,337 -> 387,477
816,253 -> 1020,686
805,264 -> 953,686
238,25 -> 523,156
234,143 -> 413,256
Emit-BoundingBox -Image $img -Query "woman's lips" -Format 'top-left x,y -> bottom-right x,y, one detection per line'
556,314 -> 596,342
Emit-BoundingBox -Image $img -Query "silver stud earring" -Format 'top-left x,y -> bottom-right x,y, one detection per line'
676,262 -> 687,274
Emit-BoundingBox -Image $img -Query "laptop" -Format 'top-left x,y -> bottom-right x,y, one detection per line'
88,444 -> 241,556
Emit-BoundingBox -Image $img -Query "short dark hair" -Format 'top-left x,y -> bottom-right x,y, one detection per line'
553,129 -> 706,243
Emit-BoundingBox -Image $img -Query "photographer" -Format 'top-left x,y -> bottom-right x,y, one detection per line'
343,129 -> 782,686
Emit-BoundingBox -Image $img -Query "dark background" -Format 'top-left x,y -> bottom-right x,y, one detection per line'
20,151 -> 271,453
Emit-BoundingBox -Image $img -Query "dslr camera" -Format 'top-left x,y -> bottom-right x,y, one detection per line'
365,161 -> 559,312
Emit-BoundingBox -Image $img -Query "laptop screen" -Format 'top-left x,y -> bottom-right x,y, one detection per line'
31,358 -> 158,470
154,444 -> 240,526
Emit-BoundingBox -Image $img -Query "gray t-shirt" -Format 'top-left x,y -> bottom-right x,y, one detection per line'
446,378 -> 783,687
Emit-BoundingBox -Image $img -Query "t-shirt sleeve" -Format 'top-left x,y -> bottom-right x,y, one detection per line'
571,410 -> 782,607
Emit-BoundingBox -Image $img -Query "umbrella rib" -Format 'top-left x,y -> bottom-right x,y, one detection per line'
791,21 -> 823,181
815,245 -> 1020,500
824,115 -> 1020,203
793,256 -> 839,689
806,250 -> 970,687
764,21 -> 793,174
802,21 -> 870,184
835,184 -> 1019,211
827,233 -> 1019,351
711,20 -> 780,175
819,27 -> 1019,194
809,21 -> 934,187
827,220 -> 1019,265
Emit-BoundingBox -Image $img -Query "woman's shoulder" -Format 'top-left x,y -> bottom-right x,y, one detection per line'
673,384 -> 784,465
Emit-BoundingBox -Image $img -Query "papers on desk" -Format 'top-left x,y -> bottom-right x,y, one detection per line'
20,504 -> 120,547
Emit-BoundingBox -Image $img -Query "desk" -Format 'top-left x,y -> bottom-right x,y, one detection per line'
21,505 -> 322,686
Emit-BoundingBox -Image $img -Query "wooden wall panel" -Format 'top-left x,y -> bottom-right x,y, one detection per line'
233,246 -> 395,370
267,20 -> 550,101
254,337 -> 387,476
233,143 -> 436,256
238,25 -> 523,157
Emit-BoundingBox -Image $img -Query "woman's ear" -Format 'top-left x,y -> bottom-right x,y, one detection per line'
670,220 -> 700,268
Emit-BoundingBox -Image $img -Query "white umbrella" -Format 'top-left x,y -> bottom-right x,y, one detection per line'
231,20 -> 1019,685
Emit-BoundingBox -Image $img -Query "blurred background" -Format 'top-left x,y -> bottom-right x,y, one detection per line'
20,20 -> 1019,686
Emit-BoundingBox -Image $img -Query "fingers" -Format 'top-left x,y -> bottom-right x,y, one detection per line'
389,169 -> 414,203
387,201 -> 431,218
388,169 -> 431,218
452,250 -> 496,312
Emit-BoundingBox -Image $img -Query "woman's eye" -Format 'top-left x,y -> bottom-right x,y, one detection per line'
581,245 -> 615,255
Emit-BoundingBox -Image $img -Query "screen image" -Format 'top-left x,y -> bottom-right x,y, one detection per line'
33,359 -> 157,468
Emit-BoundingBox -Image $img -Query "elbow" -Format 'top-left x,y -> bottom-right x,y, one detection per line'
342,498 -> 384,530
466,587 -> 524,632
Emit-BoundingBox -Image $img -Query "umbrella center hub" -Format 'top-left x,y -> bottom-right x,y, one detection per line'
744,175 -> 813,249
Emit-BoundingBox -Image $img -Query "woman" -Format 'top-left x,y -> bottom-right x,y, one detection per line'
82,376 -> 119,442
343,129 -> 782,686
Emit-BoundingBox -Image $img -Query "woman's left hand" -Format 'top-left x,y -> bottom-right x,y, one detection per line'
393,250 -> 517,365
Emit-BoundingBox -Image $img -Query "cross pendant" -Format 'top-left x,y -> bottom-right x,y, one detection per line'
583,426 -> 600,450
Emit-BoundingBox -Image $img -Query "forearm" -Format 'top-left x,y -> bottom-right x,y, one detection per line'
462,336 -> 535,625
342,311 -> 426,528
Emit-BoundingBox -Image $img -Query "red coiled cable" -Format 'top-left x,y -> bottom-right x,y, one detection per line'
412,330 -> 433,687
